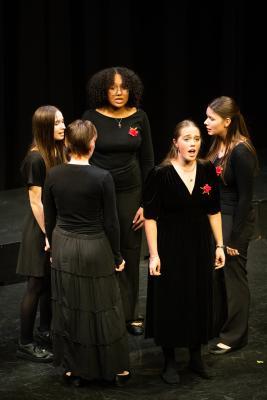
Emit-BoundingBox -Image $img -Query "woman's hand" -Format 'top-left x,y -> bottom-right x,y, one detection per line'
214,247 -> 225,269
132,207 -> 144,231
226,246 -> 239,256
44,236 -> 50,252
149,255 -> 161,276
115,259 -> 125,272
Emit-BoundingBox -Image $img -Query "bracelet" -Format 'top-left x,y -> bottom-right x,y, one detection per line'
216,245 -> 225,249
149,255 -> 159,260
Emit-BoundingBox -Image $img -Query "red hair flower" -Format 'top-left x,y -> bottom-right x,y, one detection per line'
201,183 -> 212,195
215,166 -> 223,176
128,127 -> 138,137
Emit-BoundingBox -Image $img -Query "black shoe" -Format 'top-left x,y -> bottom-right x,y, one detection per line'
35,328 -> 52,345
63,372 -> 83,387
208,344 -> 232,355
189,360 -> 213,379
161,366 -> 180,384
16,342 -> 53,363
114,371 -> 131,387
126,322 -> 144,336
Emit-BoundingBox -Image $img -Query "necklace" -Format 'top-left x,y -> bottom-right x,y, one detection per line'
115,118 -> 122,128
172,161 -> 196,183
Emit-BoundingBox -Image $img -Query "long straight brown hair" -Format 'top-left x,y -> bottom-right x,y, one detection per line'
30,105 -> 66,169
205,96 -> 257,179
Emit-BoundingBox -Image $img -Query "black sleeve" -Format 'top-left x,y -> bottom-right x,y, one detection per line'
139,111 -> 155,186
143,167 -> 161,220
229,145 -> 256,247
21,152 -> 46,187
43,172 -> 57,246
102,173 -> 123,266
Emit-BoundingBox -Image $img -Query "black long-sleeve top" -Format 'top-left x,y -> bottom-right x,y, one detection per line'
43,164 -> 123,265
82,109 -> 154,193
214,143 -> 257,247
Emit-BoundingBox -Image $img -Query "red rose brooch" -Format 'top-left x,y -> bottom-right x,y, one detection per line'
215,166 -> 223,176
128,127 -> 138,137
201,183 -> 212,195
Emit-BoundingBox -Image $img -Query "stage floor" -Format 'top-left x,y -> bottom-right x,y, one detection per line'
0,239 -> 267,399
0,148 -> 267,398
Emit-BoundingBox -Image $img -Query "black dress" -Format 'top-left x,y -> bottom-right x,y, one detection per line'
143,161 -> 221,347
16,151 -> 50,277
43,164 -> 129,381
82,109 -> 154,321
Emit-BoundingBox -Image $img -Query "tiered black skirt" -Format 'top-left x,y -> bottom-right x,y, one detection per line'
51,227 -> 129,381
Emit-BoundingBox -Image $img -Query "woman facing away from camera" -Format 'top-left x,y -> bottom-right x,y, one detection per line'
204,96 -> 258,355
16,105 -> 66,362
143,120 -> 225,384
43,119 -> 130,387
82,66 -> 154,336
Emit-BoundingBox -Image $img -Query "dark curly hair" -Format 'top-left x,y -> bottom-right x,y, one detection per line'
86,66 -> 143,109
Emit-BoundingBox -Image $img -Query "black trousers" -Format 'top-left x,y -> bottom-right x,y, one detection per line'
115,187 -> 142,321
213,210 -> 255,348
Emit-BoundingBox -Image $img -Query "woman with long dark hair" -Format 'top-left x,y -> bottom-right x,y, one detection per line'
205,96 -> 258,354
16,105 -> 66,362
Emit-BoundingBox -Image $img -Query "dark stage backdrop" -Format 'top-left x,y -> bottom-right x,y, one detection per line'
0,0 -> 266,189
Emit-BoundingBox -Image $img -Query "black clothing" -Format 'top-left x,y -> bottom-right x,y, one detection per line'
213,143 -> 257,348
43,164 -> 129,380
143,161 -> 220,347
82,109 -> 154,321
44,164 -> 122,266
17,151 -> 50,277
82,109 -> 154,192
16,150 -> 52,346
115,187 -> 142,319
215,143 -> 256,248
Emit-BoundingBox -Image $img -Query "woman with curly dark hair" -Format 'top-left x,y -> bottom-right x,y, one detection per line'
82,67 -> 154,336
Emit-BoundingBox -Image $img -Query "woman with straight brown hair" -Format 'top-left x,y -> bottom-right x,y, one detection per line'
16,105 -> 66,362
204,96 -> 258,354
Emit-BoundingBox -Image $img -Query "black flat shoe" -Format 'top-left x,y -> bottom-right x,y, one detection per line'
161,366 -> 180,384
189,360 -> 213,379
114,371 -> 131,387
126,322 -> 144,336
63,372 -> 83,387
209,344 -> 232,355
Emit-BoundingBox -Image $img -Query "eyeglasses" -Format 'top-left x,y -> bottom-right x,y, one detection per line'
108,85 -> 129,94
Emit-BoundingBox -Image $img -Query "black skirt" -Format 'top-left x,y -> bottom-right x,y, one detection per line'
16,210 -> 50,277
51,227 -> 129,381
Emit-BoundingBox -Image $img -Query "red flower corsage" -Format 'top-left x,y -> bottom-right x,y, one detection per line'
201,183 -> 212,195
128,127 -> 138,137
215,166 -> 223,176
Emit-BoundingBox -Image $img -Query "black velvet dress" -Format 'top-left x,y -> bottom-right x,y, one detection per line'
143,161 -> 221,347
